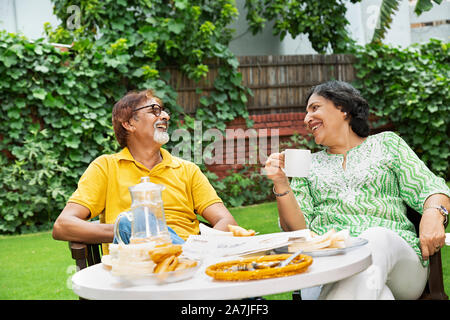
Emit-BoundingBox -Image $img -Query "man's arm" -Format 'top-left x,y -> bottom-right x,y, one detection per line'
201,202 -> 238,231
52,202 -> 114,244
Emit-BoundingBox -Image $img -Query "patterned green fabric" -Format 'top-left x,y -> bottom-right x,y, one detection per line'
291,131 -> 450,266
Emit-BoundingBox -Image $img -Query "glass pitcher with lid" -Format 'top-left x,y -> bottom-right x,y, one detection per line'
113,176 -> 171,245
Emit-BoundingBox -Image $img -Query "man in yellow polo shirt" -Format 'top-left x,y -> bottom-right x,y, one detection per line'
52,89 -> 237,249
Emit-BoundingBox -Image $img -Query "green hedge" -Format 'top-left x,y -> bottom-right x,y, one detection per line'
352,40 -> 449,180
0,32 -> 123,233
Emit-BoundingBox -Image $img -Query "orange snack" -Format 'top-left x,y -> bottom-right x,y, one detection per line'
149,244 -> 183,263
175,259 -> 198,271
228,224 -> 256,237
154,255 -> 176,273
205,254 -> 313,281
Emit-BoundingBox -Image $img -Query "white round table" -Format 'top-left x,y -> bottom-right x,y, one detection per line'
71,245 -> 372,300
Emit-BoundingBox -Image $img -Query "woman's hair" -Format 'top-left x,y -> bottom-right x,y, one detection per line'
112,89 -> 162,148
306,80 -> 370,137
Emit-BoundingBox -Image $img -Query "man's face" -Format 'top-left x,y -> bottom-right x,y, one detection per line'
131,97 -> 170,146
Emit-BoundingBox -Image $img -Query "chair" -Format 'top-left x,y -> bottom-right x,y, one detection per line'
292,206 -> 448,300
68,241 -> 103,300
69,241 -> 103,271
405,206 -> 448,300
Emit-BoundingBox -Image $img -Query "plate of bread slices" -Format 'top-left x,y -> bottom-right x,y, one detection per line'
275,229 -> 368,257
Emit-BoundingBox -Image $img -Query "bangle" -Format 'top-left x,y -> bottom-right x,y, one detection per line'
273,186 -> 290,197
424,205 -> 448,225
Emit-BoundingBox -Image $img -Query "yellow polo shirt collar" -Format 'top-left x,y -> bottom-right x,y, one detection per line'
116,147 -> 181,170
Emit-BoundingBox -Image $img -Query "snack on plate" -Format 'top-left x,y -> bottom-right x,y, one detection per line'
228,224 -> 256,237
175,258 -> 198,271
154,255 -> 177,273
205,254 -> 313,281
288,229 -> 349,252
149,244 -> 183,263
148,244 -> 197,274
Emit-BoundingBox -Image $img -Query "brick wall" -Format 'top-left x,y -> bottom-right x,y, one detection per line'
205,112 -> 309,179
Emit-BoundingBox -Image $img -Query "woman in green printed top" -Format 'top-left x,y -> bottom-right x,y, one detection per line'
265,81 -> 449,300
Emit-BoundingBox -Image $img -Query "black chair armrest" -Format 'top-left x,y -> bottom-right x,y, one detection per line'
69,241 -> 88,270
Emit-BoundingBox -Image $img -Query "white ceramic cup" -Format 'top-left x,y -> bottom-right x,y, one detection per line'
283,149 -> 311,177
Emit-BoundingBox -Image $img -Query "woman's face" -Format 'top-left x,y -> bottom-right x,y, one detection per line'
304,93 -> 348,146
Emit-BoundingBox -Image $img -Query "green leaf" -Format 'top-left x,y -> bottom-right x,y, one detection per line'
414,0 -> 433,15
139,26 -> 157,41
231,73 -> 242,86
371,0 -> 401,43
7,108 -> 21,119
199,96 -> 210,106
65,135 -> 81,148
69,149 -> 82,162
35,65 -> 49,73
168,20 -> 185,34
34,46 -> 43,55
10,120 -> 24,130
32,88 -> 47,100
8,68 -> 24,79
1,54 -> 18,67
56,86 -> 70,95
15,98 -> 26,108
240,92 -> 248,103
174,0 -> 188,10
212,92 -> 228,104
44,93 -> 65,108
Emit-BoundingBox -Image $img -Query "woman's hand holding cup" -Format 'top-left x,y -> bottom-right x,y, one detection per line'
264,153 -> 289,185
264,149 -> 312,195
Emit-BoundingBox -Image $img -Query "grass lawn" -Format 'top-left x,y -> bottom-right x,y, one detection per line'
0,201 -> 449,300
0,231 -> 77,299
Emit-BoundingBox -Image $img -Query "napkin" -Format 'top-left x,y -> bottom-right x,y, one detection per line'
199,223 -> 233,237
182,229 -> 311,260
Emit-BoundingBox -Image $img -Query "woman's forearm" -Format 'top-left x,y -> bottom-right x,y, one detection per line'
423,193 -> 449,214
419,193 -> 449,260
273,179 -> 307,231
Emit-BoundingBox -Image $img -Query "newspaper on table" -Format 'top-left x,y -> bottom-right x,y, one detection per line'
182,225 -> 312,260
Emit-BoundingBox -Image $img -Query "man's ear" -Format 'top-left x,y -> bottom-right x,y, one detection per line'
121,121 -> 135,133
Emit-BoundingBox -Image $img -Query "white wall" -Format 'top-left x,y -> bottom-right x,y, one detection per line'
0,0 -> 60,39
228,0 -> 284,55
410,0 -> 450,43
0,0 -> 18,32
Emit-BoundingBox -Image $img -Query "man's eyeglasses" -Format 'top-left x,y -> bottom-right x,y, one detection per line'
133,103 -> 168,117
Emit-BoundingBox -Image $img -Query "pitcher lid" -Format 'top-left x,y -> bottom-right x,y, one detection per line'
129,176 -> 165,192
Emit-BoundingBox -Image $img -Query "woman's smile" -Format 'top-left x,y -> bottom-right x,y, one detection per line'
309,121 -> 323,133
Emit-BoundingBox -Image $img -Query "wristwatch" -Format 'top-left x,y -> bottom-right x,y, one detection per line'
424,205 -> 448,225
